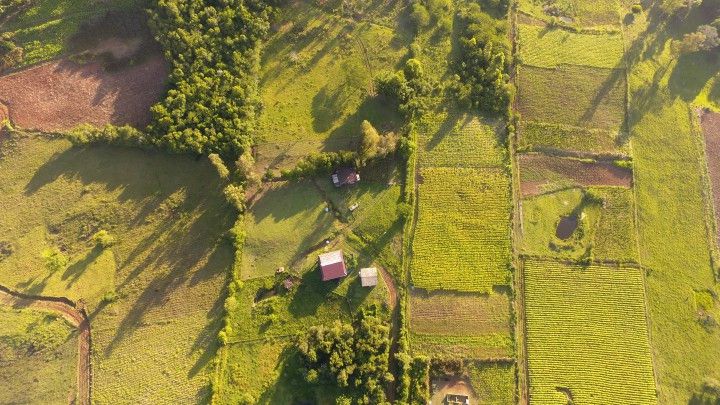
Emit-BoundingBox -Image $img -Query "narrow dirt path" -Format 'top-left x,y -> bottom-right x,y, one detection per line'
0,285 -> 91,405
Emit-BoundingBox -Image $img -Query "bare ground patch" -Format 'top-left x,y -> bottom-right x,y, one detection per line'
519,154 -> 632,197
431,376 -> 478,405
0,56 -> 168,131
699,110 -> 720,246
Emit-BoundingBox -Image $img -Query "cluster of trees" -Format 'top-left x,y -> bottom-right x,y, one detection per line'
0,33 -> 22,73
410,0 -> 452,33
676,22 -> 720,53
376,58 -> 434,119
0,0 -> 30,20
450,4 -> 511,115
359,120 -> 398,163
146,0 -> 283,159
298,306 -> 392,404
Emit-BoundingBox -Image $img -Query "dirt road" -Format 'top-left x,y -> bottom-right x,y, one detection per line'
0,285 -> 91,405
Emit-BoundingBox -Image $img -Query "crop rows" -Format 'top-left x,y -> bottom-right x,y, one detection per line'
467,362 -> 517,404
518,24 -> 624,69
524,259 -> 657,404
411,167 -> 512,292
517,64 -> 626,131
409,290 -> 511,336
518,121 -> 629,155
410,332 -> 514,360
591,186 -> 639,262
417,114 -> 507,168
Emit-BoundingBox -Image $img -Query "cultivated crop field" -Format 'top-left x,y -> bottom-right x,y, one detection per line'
518,24 -> 624,68
412,167 -> 512,292
517,64 -> 627,131
518,121 -> 629,155
518,154 -> 632,196
699,110 -> 720,247
523,259 -> 657,404
467,362 -> 517,404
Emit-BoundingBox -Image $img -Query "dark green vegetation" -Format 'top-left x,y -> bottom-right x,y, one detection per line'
0,133 -> 235,402
0,306 -> 76,403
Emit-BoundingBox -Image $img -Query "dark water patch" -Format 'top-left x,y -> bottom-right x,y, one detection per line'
556,215 -> 579,240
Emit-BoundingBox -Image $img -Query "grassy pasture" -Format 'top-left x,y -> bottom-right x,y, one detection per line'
518,24 -> 624,68
517,64 -> 627,131
2,0 -> 144,66
0,306 -> 77,404
517,0 -> 622,27
523,259 -> 657,404
410,332 -> 514,360
0,134 -> 235,403
254,1 -> 408,171
589,186 -> 638,261
417,112 -> 507,168
624,7 -> 720,402
518,121 -> 629,155
412,167 -> 512,292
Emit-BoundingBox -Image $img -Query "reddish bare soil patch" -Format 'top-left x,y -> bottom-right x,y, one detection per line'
699,110 -> 720,245
0,55 -> 168,131
519,154 -> 632,197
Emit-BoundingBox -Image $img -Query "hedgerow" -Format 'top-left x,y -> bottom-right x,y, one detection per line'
146,0 -> 282,159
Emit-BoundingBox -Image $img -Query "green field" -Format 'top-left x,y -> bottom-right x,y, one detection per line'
254,0 -> 408,171
2,0 -> 144,66
0,133 -> 234,403
517,64 -> 627,131
467,362 -> 517,405
517,0 -> 622,27
518,24 -> 624,68
0,306 -> 77,403
412,167 -> 512,292
518,121 -> 630,155
524,259 -> 657,404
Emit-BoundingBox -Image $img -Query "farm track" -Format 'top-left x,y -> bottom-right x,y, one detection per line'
0,285 -> 91,405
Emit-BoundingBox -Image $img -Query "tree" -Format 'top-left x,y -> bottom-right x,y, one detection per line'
235,151 -> 261,187
42,248 -> 68,273
410,3 -> 430,30
208,153 -> 230,179
359,120 -> 380,161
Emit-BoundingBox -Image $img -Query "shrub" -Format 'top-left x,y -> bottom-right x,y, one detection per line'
410,3 -> 431,30
208,153 -> 230,179
360,120 -> 381,162
101,290 -> 119,304
631,4 -> 642,13
0,33 -> 23,73
224,184 -> 245,212
67,124 -> 149,148
280,151 -> 357,180
93,230 -> 117,248
42,247 -> 68,273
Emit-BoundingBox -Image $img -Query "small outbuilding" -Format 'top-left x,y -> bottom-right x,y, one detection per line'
445,394 -> 470,405
319,250 -> 347,281
331,167 -> 360,187
359,267 -> 378,287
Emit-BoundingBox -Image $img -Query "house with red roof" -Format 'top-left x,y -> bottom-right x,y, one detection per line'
318,250 -> 347,281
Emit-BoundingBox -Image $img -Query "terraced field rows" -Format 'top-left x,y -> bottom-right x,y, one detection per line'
412,167 -> 511,292
524,259 -> 657,404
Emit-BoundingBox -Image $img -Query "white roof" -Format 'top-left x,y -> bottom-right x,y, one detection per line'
319,250 -> 344,266
359,267 -> 377,277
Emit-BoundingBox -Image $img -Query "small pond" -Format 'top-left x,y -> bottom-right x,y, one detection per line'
555,215 -> 579,240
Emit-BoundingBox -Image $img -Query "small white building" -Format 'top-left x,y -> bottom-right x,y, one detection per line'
359,267 -> 378,287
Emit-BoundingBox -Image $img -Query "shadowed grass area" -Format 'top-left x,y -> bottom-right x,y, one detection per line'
0,133 -> 235,403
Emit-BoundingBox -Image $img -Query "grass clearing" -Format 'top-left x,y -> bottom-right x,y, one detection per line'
412,167 -> 512,292
518,24 -> 624,68
517,0 -> 622,27
254,0 -> 408,171
524,259 -> 657,404
518,121 -> 629,155
0,306 -> 77,404
410,332 -> 514,360
0,133 -> 235,403
517,64 -> 627,131
589,186 -> 638,261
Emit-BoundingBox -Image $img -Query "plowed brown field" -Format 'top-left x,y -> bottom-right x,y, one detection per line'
519,154 -> 632,197
0,56 -> 167,131
699,110 -> 720,245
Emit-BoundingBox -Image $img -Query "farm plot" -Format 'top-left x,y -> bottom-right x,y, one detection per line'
518,24 -> 624,69
467,362 -> 517,404
518,154 -> 632,196
411,167 -> 512,292
0,134 -> 235,403
0,56 -> 168,131
699,110 -> 720,247
589,186 -> 638,261
517,64 -> 626,131
417,112 -> 507,168
518,121 -> 629,156
523,259 -> 657,404
0,306 -> 77,404
409,289 -> 513,360
517,0 -> 622,27
253,1 -> 407,171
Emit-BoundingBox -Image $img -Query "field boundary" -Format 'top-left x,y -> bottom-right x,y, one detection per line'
0,284 -> 91,405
